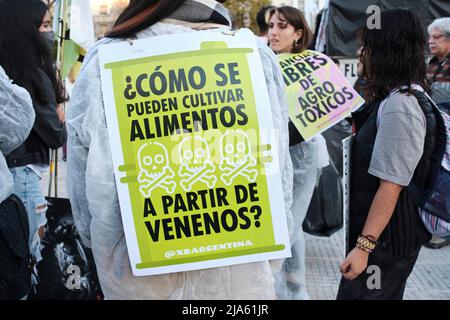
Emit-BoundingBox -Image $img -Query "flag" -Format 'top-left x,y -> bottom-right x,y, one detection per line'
53,0 -> 95,78
70,0 -> 95,49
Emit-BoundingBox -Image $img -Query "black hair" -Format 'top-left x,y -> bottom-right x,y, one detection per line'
256,5 -> 274,35
360,8 -> 430,104
107,0 -> 187,38
0,0 -> 64,104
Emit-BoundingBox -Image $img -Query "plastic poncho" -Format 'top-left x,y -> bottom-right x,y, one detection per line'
0,66 -> 34,203
67,23 -> 293,300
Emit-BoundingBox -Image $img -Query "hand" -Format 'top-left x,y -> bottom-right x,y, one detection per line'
56,104 -> 65,122
339,247 -> 369,280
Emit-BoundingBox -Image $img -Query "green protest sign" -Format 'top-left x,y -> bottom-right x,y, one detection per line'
277,50 -> 365,141
99,30 -> 290,276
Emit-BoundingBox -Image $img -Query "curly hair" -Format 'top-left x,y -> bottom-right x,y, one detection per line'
360,9 -> 430,104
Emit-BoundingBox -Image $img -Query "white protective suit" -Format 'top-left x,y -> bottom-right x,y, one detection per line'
0,66 -> 34,203
67,22 -> 293,300
276,134 -> 329,300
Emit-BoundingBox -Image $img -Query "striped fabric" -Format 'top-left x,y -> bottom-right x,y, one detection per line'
168,0 -> 231,27
420,208 -> 450,237
441,109 -> 450,171
427,53 -> 450,83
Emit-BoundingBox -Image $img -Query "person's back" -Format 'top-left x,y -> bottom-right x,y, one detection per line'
0,66 -> 35,299
0,67 -> 35,203
67,0 -> 293,299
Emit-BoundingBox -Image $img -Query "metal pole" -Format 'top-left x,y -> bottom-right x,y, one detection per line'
48,0 -> 66,198
48,149 -> 55,197
55,149 -> 58,197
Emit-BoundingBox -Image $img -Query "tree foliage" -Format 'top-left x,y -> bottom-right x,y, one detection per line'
224,0 -> 272,34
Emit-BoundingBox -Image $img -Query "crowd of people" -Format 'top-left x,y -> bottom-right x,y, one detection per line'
0,0 -> 449,300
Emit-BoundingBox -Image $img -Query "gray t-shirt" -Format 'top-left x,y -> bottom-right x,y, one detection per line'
368,92 -> 426,186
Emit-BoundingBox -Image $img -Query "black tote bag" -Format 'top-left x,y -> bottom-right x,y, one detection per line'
29,197 -> 103,300
29,150 -> 102,300
302,161 -> 343,237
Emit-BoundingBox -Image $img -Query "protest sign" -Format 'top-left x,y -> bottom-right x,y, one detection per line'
277,50 -> 364,141
99,30 -> 290,276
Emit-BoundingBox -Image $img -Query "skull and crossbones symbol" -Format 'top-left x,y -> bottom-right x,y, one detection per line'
178,136 -> 217,192
137,142 -> 176,197
219,130 -> 258,186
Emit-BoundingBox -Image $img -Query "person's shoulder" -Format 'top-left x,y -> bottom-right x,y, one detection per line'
36,68 -> 49,80
382,90 -> 426,127
74,38 -> 116,85
255,36 -> 276,62
0,65 -> 7,79
384,90 -> 420,114
83,38 -> 111,67
428,55 -> 440,65
0,65 -> 12,87
35,68 -> 54,91
253,34 -> 280,81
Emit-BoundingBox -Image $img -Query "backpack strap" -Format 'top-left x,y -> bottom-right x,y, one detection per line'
8,195 -> 35,272
9,195 -> 30,250
406,89 -> 447,208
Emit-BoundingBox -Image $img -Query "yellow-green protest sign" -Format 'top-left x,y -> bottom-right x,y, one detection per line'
99,30 -> 290,276
277,50 -> 365,141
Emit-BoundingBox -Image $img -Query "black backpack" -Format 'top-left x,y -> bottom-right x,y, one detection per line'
409,100 -> 450,235
0,194 -> 32,300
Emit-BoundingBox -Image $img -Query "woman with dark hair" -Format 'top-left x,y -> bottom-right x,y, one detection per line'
267,6 -> 329,300
0,0 -> 67,263
337,9 -> 434,299
268,6 -> 313,54
67,0 -> 294,299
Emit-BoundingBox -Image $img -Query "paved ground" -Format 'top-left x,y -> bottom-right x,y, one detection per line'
42,151 -> 450,300
305,231 -> 450,300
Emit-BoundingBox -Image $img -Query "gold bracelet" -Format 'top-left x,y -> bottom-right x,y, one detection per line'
356,235 -> 377,253
363,234 -> 378,244
356,243 -> 372,253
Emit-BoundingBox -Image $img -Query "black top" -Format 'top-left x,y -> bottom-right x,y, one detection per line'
288,121 -> 304,146
349,90 -> 435,265
6,69 -> 66,167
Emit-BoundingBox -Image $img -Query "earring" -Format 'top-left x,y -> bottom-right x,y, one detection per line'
294,39 -> 299,47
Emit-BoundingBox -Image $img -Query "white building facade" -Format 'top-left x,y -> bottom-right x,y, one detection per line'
271,0 -> 325,30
